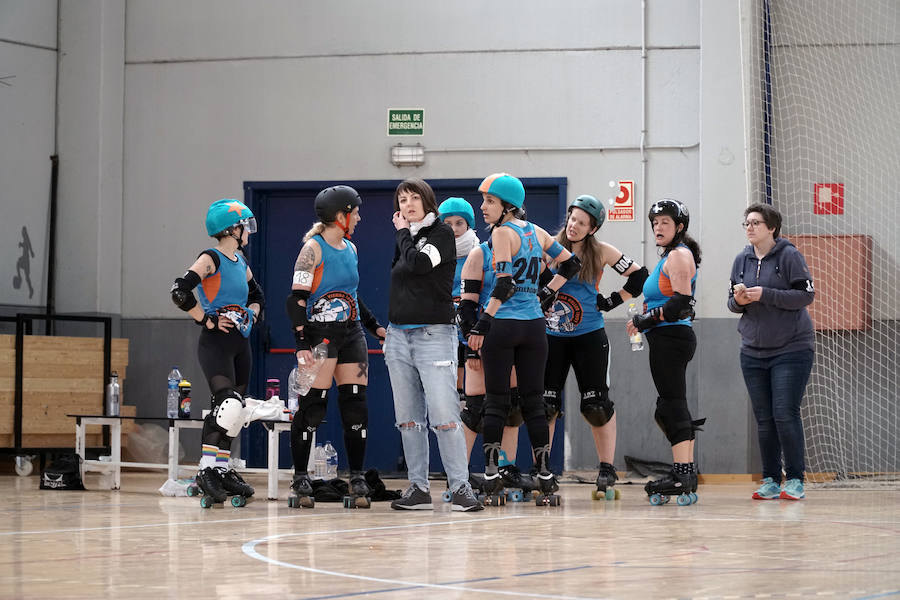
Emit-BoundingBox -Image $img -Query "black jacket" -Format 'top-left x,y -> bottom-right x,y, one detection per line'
388,220 -> 456,325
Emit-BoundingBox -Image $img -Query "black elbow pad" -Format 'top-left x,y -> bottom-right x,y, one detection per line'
247,278 -> 265,309
285,290 -> 309,329
170,271 -> 201,311
491,276 -> 516,302
661,292 -> 696,322
461,279 -> 483,295
623,266 -> 649,297
557,254 -> 583,280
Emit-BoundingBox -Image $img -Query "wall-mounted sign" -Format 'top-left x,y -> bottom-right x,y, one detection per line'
608,180 -> 634,221
814,183 -> 844,215
388,109 -> 424,136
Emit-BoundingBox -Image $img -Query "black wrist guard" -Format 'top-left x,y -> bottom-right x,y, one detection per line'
195,313 -> 218,329
596,291 -> 623,312
632,307 -> 661,331
286,292 -> 309,329
538,286 -> 558,312
294,328 -> 311,352
469,314 -> 493,337
456,299 -> 479,337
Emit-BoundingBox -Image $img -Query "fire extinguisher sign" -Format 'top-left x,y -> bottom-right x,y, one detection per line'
608,180 -> 634,221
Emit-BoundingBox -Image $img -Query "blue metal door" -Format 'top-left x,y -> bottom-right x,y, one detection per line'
242,178 -> 566,476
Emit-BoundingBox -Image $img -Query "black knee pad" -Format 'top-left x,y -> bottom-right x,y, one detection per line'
506,387 -> 524,427
483,392 -> 511,422
580,390 -> 614,427
292,388 -> 329,437
653,396 -> 694,445
543,389 -> 562,423
337,383 -> 368,439
461,394 -> 485,433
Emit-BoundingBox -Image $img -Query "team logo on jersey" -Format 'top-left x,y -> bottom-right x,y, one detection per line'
217,304 -> 253,336
544,293 -> 583,333
310,291 -> 358,323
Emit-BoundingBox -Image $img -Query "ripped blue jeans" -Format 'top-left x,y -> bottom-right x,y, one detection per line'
384,324 -> 470,493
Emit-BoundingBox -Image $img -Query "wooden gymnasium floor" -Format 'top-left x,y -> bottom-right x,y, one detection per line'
2,471 -> 899,600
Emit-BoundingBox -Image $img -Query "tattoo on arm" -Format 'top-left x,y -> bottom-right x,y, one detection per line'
295,244 -> 316,274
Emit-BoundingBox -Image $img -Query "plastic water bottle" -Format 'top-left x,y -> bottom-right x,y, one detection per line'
324,441 -> 338,479
106,371 -> 120,417
166,367 -> 182,418
626,303 -> 644,352
287,368 -> 300,415
291,339 -> 329,397
313,443 -> 327,480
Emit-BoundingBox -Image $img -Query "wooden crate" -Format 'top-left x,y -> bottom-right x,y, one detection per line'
0,335 -> 132,447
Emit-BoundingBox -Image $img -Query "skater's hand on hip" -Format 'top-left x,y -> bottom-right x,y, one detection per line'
216,316 -> 233,332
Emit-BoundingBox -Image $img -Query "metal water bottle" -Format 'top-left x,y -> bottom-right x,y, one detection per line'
178,379 -> 192,418
106,371 -> 120,416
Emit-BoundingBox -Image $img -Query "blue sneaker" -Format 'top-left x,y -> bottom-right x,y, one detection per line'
780,478 -> 805,500
752,477 -> 781,500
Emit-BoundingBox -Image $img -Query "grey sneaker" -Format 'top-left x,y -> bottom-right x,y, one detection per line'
391,483 -> 434,510
450,484 -> 484,512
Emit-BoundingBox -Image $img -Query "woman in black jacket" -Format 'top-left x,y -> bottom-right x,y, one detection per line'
384,178 -> 483,512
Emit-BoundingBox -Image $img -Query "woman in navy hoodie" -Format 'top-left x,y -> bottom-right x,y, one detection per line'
728,203 -> 815,501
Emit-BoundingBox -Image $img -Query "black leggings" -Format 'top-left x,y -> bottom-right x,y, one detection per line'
646,325 -> 697,445
480,318 -> 549,466
197,328 -> 252,448
544,328 -> 610,413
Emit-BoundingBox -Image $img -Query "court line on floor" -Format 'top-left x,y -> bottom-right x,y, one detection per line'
242,518 -> 609,600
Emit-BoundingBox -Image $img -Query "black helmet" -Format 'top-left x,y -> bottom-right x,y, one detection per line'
648,198 -> 689,231
570,194 -> 606,230
315,185 -> 361,223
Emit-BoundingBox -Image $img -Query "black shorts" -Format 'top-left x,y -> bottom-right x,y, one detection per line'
304,320 -> 368,365
457,341 -> 467,366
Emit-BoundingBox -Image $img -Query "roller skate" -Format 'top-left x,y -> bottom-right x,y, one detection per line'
196,466 -> 228,509
592,462 -> 620,501
287,473 -> 315,508
645,469 -> 698,506
534,471 -> 561,506
499,464 -> 536,503
219,468 -> 254,507
479,469 -> 507,507
343,472 -> 371,509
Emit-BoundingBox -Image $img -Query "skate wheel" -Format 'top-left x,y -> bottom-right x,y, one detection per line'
689,492 -> 698,504
648,494 -> 664,506
356,496 -> 371,509
510,490 -> 524,502
549,494 -> 561,507
288,496 -> 298,508
301,496 -> 315,509
186,484 -> 199,497
343,495 -> 354,509
677,494 -> 692,506
441,490 -> 452,503
605,488 -> 619,501
200,496 -> 213,509
591,489 -> 601,501
488,495 -> 506,507
231,495 -> 245,507
14,455 -> 34,477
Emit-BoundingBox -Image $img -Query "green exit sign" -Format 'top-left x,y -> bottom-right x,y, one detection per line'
388,109 -> 424,136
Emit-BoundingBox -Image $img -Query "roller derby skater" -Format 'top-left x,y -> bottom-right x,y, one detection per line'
468,174 -> 579,511
626,199 -> 704,507
593,462 -> 620,501
285,186 -> 385,510
169,198 -> 264,510
541,194 -> 648,503
288,473 -> 315,508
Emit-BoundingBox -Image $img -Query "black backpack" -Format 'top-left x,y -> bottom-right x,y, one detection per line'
40,454 -> 86,490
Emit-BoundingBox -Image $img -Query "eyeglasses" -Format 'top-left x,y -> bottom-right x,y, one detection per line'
741,219 -> 765,229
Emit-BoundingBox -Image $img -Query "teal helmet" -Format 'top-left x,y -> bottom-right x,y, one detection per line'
205,199 -> 257,237
478,173 -> 525,208
570,194 -> 606,229
438,197 -> 475,229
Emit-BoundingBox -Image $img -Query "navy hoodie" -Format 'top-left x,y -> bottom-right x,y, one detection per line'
727,237 -> 815,358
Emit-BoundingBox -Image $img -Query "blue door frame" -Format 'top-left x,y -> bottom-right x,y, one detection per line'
240,177 -> 567,476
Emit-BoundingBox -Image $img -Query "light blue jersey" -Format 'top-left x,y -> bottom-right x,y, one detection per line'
494,222 -> 542,321
308,235 -> 360,323
545,270 -> 605,336
642,244 -> 697,329
198,249 -> 253,337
